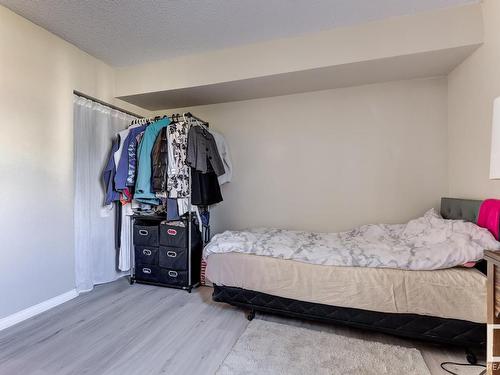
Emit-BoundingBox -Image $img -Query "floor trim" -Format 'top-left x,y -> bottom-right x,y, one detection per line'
0,289 -> 79,331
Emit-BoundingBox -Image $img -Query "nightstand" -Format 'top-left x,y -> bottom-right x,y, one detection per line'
484,250 -> 500,374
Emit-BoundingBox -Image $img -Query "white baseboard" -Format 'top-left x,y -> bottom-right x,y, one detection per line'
0,289 -> 79,331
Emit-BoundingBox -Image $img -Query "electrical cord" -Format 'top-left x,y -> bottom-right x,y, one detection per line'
440,361 -> 486,375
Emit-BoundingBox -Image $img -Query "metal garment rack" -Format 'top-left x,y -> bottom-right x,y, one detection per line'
184,112 -> 208,290
129,112 -> 209,293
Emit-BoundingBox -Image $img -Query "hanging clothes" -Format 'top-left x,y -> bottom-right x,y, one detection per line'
151,127 -> 169,193
186,122 -> 225,206
167,121 -> 190,198
135,117 -> 171,204
115,124 -> 146,191
186,125 -> 225,176
126,127 -> 146,186
210,129 -> 232,185
177,197 -> 190,216
104,114 -> 226,234
113,128 -> 130,173
115,201 -> 122,250
190,167 -> 223,206
166,197 -> 180,221
118,204 -> 133,271
103,137 -> 121,205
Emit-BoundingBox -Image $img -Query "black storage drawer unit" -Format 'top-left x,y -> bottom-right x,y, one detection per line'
135,245 -> 159,266
133,224 -> 159,246
132,216 -> 203,291
159,246 -> 187,270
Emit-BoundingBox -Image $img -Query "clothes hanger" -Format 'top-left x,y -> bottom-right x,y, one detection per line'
192,118 -> 209,135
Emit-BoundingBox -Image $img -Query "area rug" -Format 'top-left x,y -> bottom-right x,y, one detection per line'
216,320 -> 430,375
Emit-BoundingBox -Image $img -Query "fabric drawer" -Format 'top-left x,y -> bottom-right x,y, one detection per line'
135,265 -> 160,283
159,246 -> 188,270
159,269 -> 188,287
159,222 -> 201,248
159,223 -> 188,247
135,245 -> 159,266
133,224 -> 159,246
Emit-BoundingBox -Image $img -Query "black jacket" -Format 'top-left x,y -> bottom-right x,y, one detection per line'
151,127 -> 168,192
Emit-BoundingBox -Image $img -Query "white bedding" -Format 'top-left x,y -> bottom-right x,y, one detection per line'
204,209 -> 500,270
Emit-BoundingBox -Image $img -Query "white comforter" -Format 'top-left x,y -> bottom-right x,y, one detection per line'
204,209 -> 500,270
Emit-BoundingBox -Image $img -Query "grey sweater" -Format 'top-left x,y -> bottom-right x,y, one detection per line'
186,126 -> 225,176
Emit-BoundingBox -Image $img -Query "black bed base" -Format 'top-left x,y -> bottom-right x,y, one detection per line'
213,285 -> 486,351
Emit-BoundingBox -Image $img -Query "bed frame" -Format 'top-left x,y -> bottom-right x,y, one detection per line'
212,198 -> 487,362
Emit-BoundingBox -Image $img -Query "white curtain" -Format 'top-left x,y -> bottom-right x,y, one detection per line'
73,95 -> 137,293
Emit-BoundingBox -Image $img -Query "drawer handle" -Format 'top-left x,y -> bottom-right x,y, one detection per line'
139,229 -> 149,236
142,268 -> 152,274
168,271 -> 178,277
167,251 -> 177,258
143,249 -> 152,256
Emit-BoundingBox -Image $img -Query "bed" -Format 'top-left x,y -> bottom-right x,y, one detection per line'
207,198 -> 492,357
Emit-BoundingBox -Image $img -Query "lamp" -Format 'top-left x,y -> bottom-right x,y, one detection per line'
490,97 -> 500,179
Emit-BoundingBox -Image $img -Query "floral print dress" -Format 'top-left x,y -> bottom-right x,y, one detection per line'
166,121 -> 190,198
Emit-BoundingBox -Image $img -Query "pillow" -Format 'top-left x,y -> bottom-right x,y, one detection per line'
423,208 -> 442,220
403,208 -> 500,266
400,208 -> 444,242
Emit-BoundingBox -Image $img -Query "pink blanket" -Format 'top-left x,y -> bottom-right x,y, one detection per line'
477,199 -> 500,240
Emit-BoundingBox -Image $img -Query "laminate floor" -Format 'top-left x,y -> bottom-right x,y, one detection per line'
0,279 -> 483,375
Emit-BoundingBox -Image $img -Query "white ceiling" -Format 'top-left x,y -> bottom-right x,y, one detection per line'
1,0 -> 478,67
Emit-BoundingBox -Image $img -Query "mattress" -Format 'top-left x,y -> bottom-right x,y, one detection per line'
206,253 -> 487,323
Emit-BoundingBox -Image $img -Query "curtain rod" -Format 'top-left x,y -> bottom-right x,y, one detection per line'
73,90 -> 144,118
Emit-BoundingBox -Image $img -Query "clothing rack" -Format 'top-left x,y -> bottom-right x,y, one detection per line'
131,112 -> 208,126
186,116 -> 209,290
183,112 -> 209,126
129,113 -> 209,292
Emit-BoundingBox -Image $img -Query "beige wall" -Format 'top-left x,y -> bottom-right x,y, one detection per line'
163,78 -> 449,234
448,0 -> 500,200
0,6 -> 148,319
